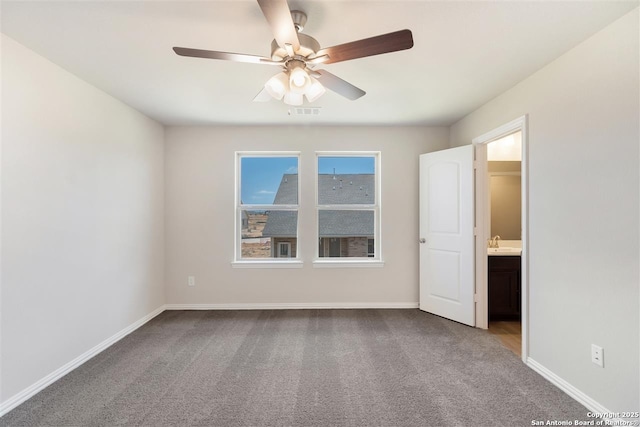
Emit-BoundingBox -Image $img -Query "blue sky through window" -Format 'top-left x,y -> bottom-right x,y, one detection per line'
241,156 -> 375,205
318,156 -> 375,175
241,157 -> 298,205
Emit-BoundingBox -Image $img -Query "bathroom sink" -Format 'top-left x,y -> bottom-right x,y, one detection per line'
487,247 -> 522,256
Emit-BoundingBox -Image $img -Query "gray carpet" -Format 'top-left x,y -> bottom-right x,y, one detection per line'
2,309 -> 589,426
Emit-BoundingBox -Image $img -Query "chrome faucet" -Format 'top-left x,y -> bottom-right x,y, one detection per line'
489,235 -> 501,248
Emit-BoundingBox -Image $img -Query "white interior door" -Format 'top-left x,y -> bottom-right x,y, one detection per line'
419,145 -> 475,326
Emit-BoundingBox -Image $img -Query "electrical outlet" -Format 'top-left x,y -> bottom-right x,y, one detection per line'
188,276 -> 195,287
591,344 -> 604,367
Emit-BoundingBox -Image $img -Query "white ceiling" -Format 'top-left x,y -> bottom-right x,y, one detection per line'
2,1 -> 637,126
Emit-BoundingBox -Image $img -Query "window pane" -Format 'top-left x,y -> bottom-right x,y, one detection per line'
317,156 -> 375,205
278,242 -> 291,258
241,210 -> 297,258
318,210 -> 374,258
241,157 -> 298,205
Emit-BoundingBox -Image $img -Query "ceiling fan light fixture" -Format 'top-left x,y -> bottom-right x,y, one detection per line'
288,65 -> 310,94
283,91 -> 304,106
265,72 -> 289,100
305,77 -> 326,102
174,3 -> 415,106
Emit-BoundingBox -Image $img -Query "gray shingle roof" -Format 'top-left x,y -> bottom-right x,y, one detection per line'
270,174 -> 298,205
318,174 -> 375,205
262,211 -> 298,237
262,174 -> 298,237
262,174 -> 374,237
318,210 -> 373,237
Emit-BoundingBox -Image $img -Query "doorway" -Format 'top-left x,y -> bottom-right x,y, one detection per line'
473,116 -> 528,362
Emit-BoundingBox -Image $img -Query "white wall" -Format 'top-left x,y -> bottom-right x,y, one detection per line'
165,126 -> 448,307
450,9 -> 639,413
0,35 -> 165,405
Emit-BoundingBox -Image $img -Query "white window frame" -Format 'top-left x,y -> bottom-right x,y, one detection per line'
313,151 -> 383,268
232,151 -> 302,268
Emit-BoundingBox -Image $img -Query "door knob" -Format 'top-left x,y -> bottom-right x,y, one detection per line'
419,238 -> 426,244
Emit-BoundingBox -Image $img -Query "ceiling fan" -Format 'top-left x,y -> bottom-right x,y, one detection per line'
173,0 -> 414,106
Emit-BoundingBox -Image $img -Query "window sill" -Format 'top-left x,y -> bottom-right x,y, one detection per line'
313,259 -> 385,268
231,260 -> 304,269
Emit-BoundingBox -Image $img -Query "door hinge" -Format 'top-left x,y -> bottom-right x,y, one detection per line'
473,160 -> 478,169
473,227 -> 478,236
474,294 -> 479,302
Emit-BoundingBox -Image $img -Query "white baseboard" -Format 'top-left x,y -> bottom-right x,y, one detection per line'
526,357 -> 629,424
165,302 -> 419,310
0,305 -> 166,417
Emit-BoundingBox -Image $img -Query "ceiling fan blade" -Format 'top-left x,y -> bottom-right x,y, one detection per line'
305,54 -> 330,65
314,69 -> 365,101
257,0 -> 300,52
173,47 -> 282,65
253,87 -> 273,102
316,29 -> 413,65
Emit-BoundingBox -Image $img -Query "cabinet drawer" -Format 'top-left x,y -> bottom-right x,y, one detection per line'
489,256 -> 520,271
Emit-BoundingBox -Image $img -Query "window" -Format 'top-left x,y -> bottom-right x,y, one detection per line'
278,242 -> 291,258
235,153 -> 300,264
316,153 -> 381,262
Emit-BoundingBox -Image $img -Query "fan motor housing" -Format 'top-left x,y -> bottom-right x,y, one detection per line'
270,33 -> 320,62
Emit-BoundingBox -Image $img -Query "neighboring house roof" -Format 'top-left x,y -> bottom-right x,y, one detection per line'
318,210 -> 374,237
261,211 -> 298,238
267,174 -> 299,205
262,173 -> 374,238
318,173 -> 375,205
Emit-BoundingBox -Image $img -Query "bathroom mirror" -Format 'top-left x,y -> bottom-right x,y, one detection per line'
487,131 -> 522,241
